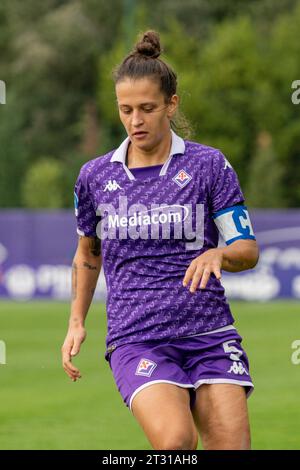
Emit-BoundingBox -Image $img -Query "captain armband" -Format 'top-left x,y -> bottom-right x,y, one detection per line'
213,205 -> 256,245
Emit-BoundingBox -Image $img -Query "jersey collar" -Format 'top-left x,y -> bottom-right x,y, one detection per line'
110,130 -> 185,180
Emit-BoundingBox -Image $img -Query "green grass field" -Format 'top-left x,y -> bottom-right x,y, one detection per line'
0,300 -> 299,450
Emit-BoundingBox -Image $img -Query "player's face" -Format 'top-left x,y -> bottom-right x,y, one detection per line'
115,77 -> 178,151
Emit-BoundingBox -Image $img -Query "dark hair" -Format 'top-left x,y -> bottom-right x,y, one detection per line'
113,30 -> 192,139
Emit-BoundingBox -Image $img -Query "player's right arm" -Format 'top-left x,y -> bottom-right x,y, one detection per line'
61,235 -> 102,382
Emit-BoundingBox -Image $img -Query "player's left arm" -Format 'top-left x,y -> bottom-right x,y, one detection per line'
183,239 -> 259,294
183,205 -> 259,293
218,238 -> 259,272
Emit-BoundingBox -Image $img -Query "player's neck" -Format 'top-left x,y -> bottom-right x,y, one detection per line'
126,131 -> 172,168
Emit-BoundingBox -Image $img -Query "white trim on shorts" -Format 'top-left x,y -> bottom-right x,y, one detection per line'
193,378 -> 254,398
178,324 -> 236,339
129,380 -> 194,411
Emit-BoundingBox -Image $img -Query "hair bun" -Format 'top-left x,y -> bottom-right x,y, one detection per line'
134,31 -> 161,59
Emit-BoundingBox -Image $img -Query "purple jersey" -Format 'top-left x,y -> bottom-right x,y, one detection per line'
74,131 -> 246,358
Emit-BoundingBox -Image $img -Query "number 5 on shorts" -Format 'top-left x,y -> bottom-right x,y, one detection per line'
223,340 -> 243,361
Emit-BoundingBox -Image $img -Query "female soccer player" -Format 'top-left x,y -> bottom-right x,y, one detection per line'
62,31 -> 259,450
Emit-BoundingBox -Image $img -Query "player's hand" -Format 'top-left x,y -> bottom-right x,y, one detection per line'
61,325 -> 87,382
182,248 -> 223,293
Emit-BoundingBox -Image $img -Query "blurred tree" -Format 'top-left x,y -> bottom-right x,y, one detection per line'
245,132 -> 285,208
0,0 -> 120,207
138,0 -> 299,41
1,0 -> 300,208
160,16 -> 261,186
0,1 -> 11,65
267,2 -> 300,207
21,157 -> 64,208
0,92 -> 29,207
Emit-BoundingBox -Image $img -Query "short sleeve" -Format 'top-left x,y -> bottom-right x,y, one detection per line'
74,167 -> 98,237
210,151 -> 245,214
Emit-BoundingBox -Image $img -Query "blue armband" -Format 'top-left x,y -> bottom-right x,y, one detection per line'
213,205 -> 256,245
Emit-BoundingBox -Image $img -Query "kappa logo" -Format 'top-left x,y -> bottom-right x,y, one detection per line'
103,180 -> 122,192
135,358 -> 157,377
172,169 -> 192,188
227,361 -> 249,376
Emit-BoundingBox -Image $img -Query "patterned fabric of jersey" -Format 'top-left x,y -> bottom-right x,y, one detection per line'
74,133 -> 245,358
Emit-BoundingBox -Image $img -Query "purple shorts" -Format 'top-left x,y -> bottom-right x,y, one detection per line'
108,326 -> 254,411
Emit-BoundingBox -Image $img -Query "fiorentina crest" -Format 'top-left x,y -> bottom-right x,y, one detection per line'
135,358 -> 157,377
172,169 -> 192,188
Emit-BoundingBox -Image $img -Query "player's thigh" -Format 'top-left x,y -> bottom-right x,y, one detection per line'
192,383 -> 251,450
132,383 -> 198,450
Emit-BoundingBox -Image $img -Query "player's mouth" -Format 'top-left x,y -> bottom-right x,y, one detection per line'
132,131 -> 148,139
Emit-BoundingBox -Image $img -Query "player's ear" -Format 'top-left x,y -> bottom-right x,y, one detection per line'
167,94 -> 179,118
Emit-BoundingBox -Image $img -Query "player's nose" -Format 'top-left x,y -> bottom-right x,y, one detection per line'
131,109 -> 144,126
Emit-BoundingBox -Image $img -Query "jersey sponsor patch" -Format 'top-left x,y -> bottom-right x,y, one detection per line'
213,205 -> 255,245
135,358 -> 157,377
172,169 -> 192,188
74,191 -> 79,216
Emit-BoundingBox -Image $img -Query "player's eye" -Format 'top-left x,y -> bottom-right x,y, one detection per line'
143,107 -> 154,113
121,108 -> 131,114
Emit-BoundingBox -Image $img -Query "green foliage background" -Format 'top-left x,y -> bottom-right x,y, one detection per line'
0,0 -> 299,208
